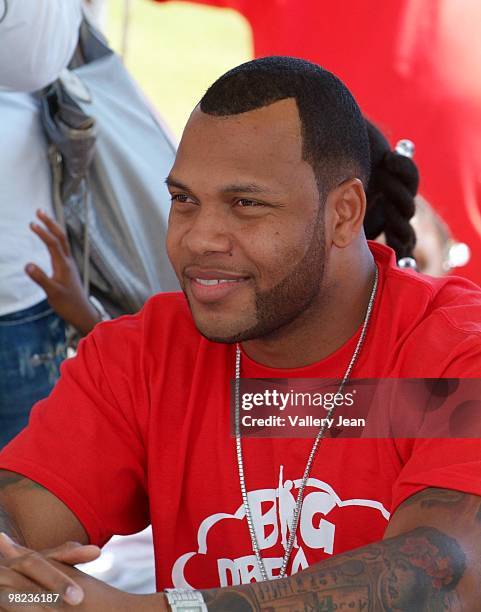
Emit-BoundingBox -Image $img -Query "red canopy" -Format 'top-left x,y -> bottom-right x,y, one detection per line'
155,0 -> 481,284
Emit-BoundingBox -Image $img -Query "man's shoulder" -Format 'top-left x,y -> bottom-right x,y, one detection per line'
387,266 -> 481,335
90,292 -> 201,356
372,241 -> 481,336
87,292 -> 231,391
371,243 -> 481,375
387,269 -> 481,375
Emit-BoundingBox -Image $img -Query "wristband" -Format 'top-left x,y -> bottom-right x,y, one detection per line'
164,588 -> 208,611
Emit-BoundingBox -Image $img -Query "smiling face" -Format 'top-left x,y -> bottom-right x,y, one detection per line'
166,99 -> 330,343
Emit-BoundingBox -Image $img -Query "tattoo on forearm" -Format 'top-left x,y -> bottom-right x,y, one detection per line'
202,527 -> 466,611
201,588 -> 259,612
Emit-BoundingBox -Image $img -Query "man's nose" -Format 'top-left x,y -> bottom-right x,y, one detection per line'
183,207 -> 233,256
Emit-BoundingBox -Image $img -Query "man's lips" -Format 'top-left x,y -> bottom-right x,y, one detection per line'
184,268 -> 250,304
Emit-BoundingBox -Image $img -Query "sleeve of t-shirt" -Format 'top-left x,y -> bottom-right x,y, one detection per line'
391,334 -> 481,513
0,314 -> 150,546
0,0 -> 82,91
391,437 -> 481,514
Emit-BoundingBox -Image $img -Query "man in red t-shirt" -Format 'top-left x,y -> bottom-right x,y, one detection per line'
0,57 -> 481,611
155,0 -> 481,285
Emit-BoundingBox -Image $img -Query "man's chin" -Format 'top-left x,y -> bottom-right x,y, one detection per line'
194,323 -> 248,345
192,314 -> 263,343
198,332 -> 240,344
186,295 -> 257,343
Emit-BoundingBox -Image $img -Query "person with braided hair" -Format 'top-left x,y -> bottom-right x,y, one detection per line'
364,120 -> 471,276
364,120 -> 418,263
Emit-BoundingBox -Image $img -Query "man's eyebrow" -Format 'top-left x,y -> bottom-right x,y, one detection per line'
164,177 -> 278,196
164,176 -> 191,191
221,183 -> 275,195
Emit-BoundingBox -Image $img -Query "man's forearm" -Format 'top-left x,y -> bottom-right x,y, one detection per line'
0,526 -> 465,612
66,523 -> 467,611
44,562 -> 167,612
200,526 -> 466,611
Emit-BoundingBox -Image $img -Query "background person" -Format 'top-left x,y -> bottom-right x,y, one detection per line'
0,0 -> 102,449
365,119 -> 470,276
411,195 -> 471,277
364,119 -> 417,263
0,0 -> 174,450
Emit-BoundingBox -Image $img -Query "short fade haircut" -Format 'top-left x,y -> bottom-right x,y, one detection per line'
200,56 -> 370,201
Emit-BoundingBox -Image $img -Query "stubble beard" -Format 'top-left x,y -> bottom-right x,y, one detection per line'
196,208 -> 327,344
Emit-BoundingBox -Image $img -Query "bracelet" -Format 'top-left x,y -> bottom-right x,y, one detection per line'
164,588 -> 208,611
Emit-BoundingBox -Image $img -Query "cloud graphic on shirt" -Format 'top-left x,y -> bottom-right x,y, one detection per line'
172,470 -> 389,588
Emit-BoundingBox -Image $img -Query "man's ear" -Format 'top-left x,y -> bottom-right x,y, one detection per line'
327,178 -> 366,248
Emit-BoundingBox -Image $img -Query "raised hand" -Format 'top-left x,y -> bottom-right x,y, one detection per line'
25,210 -> 101,336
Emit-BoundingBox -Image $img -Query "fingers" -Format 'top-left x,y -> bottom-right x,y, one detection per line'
28,209 -> 71,280
0,573 -> 49,611
9,554 -> 83,605
0,535 -> 100,567
44,542 -> 101,565
29,223 -> 68,275
0,535 -> 21,561
0,536 -> 84,606
24,264 -> 53,294
35,210 -> 70,257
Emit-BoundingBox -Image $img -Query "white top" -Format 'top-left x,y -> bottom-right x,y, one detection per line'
0,0 -> 82,316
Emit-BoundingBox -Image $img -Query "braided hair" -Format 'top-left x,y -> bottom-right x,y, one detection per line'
364,120 -> 419,260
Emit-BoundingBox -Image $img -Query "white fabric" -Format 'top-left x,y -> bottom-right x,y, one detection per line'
0,0 -> 82,316
77,527 -> 157,594
82,0 -> 108,32
0,0 -> 82,93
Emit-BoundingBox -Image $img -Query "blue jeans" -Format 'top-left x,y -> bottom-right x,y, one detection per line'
0,300 -> 67,449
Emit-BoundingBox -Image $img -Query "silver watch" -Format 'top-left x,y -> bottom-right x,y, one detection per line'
164,588 -> 208,611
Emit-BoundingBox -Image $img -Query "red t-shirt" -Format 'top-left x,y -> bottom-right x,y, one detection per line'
1,243 -> 481,590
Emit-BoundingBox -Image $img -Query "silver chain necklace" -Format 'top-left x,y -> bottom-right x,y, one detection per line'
234,265 -> 379,581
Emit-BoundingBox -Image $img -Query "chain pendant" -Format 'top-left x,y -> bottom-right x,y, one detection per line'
234,265 -> 379,580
